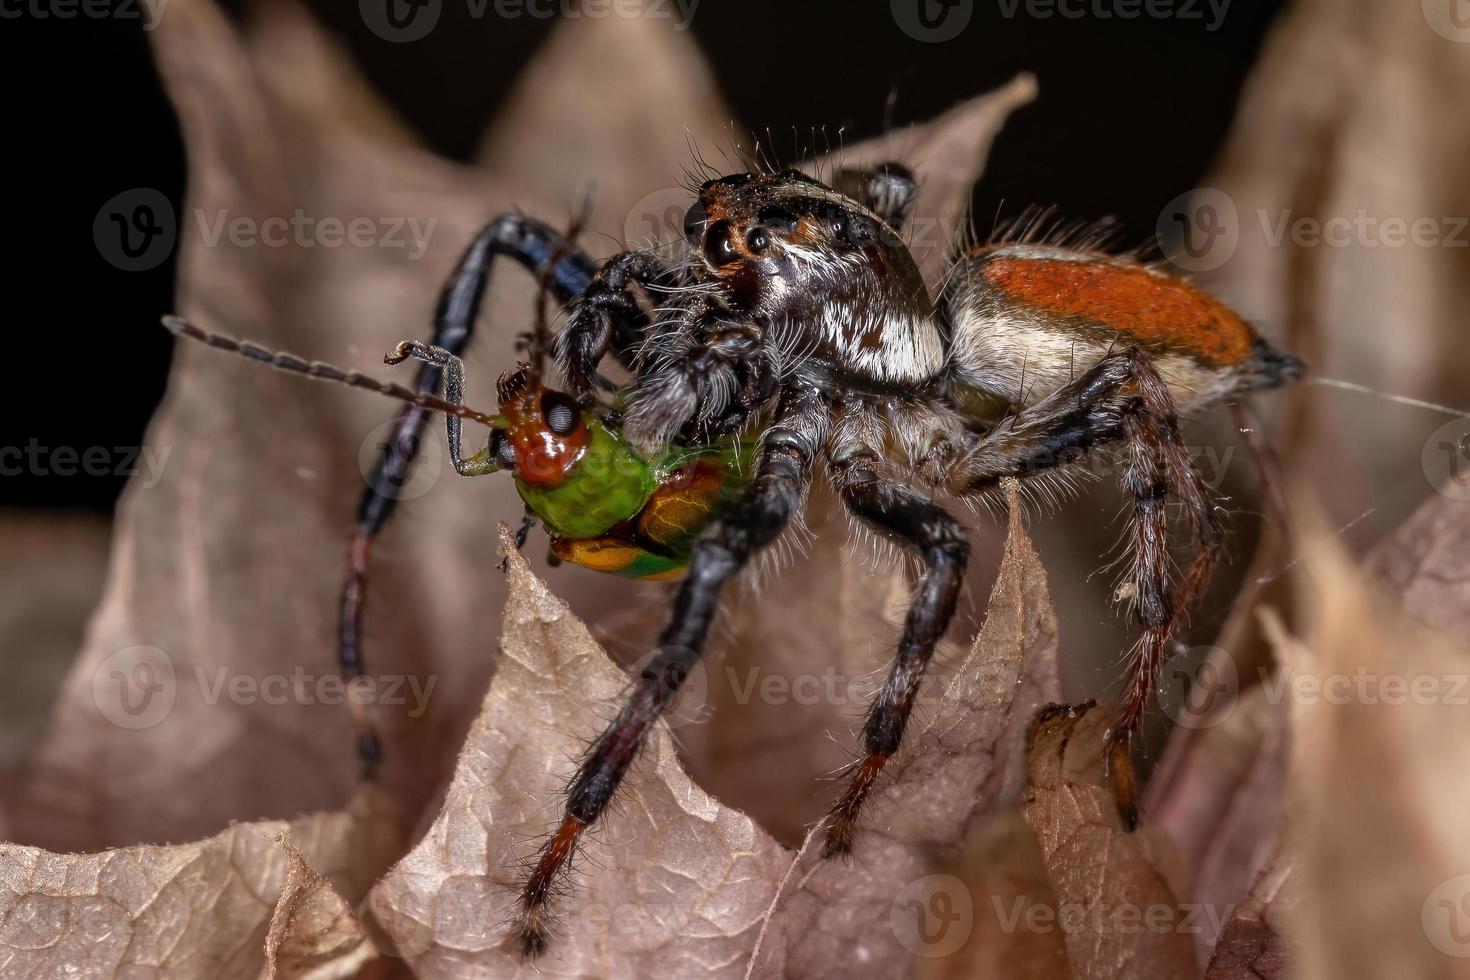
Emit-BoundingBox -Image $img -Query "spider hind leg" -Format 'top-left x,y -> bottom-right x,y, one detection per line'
954,347 -> 1223,830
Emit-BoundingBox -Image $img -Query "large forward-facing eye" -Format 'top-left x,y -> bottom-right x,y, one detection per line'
704,220 -> 739,265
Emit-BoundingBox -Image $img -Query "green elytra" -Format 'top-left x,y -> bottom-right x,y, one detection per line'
483,382 -> 753,580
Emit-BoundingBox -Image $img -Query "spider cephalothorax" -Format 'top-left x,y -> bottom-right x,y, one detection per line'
166,158 -> 1302,960
678,169 -> 940,385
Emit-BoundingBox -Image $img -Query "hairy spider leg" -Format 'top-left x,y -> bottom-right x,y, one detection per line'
953,347 -> 1222,829
823,456 -> 970,857
553,250 -> 676,400
513,386 -> 826,958
346,216 -> 596,781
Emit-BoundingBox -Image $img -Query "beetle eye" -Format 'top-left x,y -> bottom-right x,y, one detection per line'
490,429 -> 517,471
746,227 -> 770,253
540,392 -> 581,436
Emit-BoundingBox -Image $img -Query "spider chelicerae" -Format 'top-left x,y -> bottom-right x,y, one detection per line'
166,159 -> 1302,957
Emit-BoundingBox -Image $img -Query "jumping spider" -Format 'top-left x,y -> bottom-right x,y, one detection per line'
167,160 -> 1302,957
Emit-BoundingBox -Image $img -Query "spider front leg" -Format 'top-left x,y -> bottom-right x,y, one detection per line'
345,215 -> 593,779
823,452 -> 970,857
553,249 -> 673,399
514,389 -> 824,957
954,348 -> 1222,829
620,312 -> 775,453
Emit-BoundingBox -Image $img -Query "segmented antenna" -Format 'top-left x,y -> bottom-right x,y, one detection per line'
161,316 -> 501,427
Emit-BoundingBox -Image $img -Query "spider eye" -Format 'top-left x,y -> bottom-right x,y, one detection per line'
540,392 -> 581,436
756,207 -> 797,235
682,199 -> 707,246
490,429 -> 517,471
746,227 -> 771,253
830,214 -> 848,237
704,220 -> 738,265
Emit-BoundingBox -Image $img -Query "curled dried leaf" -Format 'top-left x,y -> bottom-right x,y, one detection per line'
1258,494 -> 1470,980
0,787 -> 399,978
367,525 -> 789,977
1023,703 -> 1200,980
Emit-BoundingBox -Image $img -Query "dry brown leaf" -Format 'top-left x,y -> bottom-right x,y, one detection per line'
1023,703 -> 1200,980
744,481 -> 1060,978
1364,494 -> 1470,635
0,512 -> 109,792
917,808 -> 1073,980
366,524 -> 789,977
1144,674 -> 1289,967
1258,492 -> 1470,979
1204,852 -> 1299,980
265,839 -> 378,980
0,787 -> 399,978
1205,0 -> 1470,553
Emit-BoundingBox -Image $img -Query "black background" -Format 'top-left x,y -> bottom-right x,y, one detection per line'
2,0 -> 1286,511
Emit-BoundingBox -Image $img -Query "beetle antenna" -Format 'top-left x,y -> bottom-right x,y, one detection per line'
162,316 -> 502,427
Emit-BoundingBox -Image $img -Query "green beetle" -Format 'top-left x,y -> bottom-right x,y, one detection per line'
160,317 -> 751,581
464,365 -> 752,580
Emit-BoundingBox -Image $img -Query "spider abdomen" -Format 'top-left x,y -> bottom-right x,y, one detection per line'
943,244 -> 1301,413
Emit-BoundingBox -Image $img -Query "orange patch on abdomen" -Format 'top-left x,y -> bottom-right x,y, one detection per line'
982,256 -> 1254,366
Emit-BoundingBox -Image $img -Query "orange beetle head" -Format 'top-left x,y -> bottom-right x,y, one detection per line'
491,365 -> 588,489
